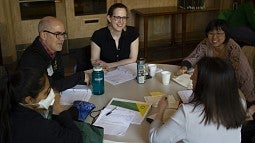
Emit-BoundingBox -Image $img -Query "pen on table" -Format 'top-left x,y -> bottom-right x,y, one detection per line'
106,107 -> 117,116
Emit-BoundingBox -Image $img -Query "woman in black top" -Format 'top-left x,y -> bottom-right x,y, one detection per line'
91,3 -> 139,70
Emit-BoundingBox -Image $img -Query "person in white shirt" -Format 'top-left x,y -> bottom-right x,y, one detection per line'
149,57 -> 246,143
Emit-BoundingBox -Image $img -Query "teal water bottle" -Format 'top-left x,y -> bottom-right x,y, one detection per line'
92,66 -> 104,95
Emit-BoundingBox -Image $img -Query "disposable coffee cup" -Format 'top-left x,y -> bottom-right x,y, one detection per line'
148,64 -> 157,77
161,71 -> 171,85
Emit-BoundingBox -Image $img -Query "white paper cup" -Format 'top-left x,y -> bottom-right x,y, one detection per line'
161,71 -> 171,85
148,64 -> 157,77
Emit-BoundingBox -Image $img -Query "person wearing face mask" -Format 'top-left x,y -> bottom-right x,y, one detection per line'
90,3 -> 139,71
176,19 -> 255,103
150,57 -> 246,143
18,16 -> 90,92
0,67 -> 83,143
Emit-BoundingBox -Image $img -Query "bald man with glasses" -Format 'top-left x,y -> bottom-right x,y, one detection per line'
19,16 -> 90,92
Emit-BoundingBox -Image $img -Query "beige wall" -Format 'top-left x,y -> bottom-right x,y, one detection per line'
65,0 -> 115,39
0,0 -> 17,64
0,0 -> 230,64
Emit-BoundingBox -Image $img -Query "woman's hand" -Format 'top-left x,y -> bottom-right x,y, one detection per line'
83,72 -> 90,85
155,96 -> 168,122
247,105 -> 255,120
52,91 -> 64,115
176,66 -> 188,76
94,60 -> 114,72
158,96 -> 168,112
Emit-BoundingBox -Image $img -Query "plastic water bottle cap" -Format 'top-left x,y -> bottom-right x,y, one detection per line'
93,66 -> 103,71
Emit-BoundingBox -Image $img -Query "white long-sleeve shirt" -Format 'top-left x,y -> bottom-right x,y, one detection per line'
149,104 -> 241,143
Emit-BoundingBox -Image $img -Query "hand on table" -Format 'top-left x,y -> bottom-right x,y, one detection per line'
52,90 -> 64,115
83,72 -> 90,85
94,60 -> 114,73
155,96 -> 168,122
158,96 -> 168,112
175,66 -> 188,76
247,105 -> 255,121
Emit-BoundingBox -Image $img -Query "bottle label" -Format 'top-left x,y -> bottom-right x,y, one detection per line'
137,62 -> 146,84
94,78 -> 103,81
137,74 -> 145,83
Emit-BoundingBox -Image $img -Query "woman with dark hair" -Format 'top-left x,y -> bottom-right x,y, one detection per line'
176,19 -> 255,103
0,68 -> 82,143
91,3 -> 139,70
150,57 -> 246,143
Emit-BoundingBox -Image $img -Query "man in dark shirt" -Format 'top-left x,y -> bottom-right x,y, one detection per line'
19,16 -> 89,91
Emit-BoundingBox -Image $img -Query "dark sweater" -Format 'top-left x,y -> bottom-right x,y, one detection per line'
11,104 -> 83,143
18,37 -> 85,91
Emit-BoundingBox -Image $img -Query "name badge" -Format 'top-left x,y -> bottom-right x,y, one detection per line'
47,65 -> 54,76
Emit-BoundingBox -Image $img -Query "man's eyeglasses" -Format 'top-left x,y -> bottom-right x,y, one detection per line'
43,30 -> 67,39
112,16 -> 129,21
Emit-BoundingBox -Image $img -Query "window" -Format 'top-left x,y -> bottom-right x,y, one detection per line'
74,0 -> 107,16
19,0 -> 56,20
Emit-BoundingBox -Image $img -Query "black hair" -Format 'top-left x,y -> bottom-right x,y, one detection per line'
205,19 -> 230,43
107,3 -> 128,16
191,57 -> 246,129
0,67 -> 46,143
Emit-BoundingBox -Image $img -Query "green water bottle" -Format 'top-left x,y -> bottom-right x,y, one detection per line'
92,66 -> 104,95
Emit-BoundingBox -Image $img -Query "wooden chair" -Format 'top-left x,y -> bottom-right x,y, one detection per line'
69,45 -> 93,72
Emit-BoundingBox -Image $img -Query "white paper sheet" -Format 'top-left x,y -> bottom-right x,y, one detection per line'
172,74 -> 193,89
60,85 -> 92,105
93,107 -> 135,136
105,63 -> 137,85
177,90 -> 193,103
107,98 -> 151,125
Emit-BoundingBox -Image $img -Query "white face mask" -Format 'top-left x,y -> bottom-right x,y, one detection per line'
38,88 -> 55,109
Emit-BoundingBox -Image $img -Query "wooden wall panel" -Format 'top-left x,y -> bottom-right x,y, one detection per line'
11,0 -> 67,45
220,0 -> 233,9
0,0 -> 232,63
64,0 -> 115,39
0,0 -> 16,64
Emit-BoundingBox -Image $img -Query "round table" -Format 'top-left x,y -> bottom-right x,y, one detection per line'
87,64 -> 187,143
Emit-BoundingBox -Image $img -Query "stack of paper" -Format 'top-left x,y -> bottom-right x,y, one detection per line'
145,94 -> 179,124
172,74 -> 193,89
60,85 -> 92,105
144,93 -> 179,109
118,63 -> 137,74
93,106 -> 135,136
93,98 -> 151,136
144,92 -> 165,107
105,63 -> 136,85
108,98 -> 151,125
